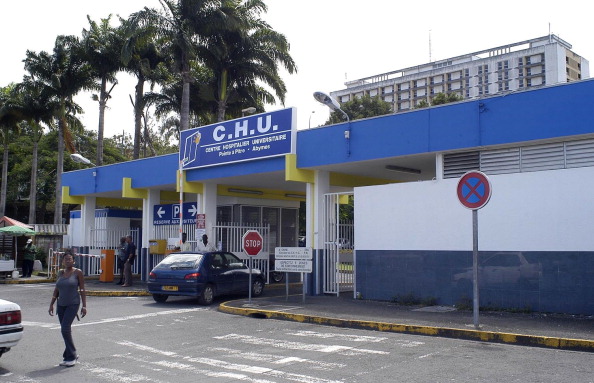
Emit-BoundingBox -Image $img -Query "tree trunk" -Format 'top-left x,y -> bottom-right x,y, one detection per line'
216,69 -> 229,122
54,118 -> 65,224
0,139 -> 8,217
133,77 -> 144,159
180,59 -> 191,131
97,77 -> 107,166
28,138 -> 39,224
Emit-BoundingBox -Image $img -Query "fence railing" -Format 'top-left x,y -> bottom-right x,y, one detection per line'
48,249 -> 142,279
34,224 -> 69,235
90,228 -> 140,250
213,222 -> 272,282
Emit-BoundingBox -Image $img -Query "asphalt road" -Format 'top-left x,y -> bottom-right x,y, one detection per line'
1,284 -> 593,382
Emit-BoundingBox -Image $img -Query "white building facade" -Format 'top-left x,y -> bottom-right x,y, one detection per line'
331,35 -> 589,112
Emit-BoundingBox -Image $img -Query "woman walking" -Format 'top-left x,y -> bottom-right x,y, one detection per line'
48,252 -> 87,367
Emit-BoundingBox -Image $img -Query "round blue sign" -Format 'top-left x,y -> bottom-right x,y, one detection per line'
456,171 -> 492,210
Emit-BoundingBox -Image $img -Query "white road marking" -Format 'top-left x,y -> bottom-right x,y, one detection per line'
119,341 -> 344,383
41,308 -> 208,329
80,361 -> 168,383
287,330 -> 388,342
214,334 -> 389,355
118,353 -> 278,383
21,321 -> 56,328
208,347 -> 346,371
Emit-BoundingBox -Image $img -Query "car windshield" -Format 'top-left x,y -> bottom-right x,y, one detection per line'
155,253 -> 203,270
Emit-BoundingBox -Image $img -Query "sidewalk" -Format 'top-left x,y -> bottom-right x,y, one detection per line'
219,287 -> 594,353
5,276 -> 593,352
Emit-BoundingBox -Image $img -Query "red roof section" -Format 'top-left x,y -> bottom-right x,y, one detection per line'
0,216 -> 34,229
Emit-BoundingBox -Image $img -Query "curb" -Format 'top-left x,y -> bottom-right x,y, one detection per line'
86,290 -> 151,297
218,301 -> 594,353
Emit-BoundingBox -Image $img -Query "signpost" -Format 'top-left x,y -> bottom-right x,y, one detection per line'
274,247 -> 313,302
153,202 -> 199,225
242,230 -> 263,303
456,171 -> 492,329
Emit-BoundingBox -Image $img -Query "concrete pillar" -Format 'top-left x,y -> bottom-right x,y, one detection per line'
435,153 -> 444,181
81,196 -> 96,247
143,189 -> 160,249
201,183 -> 218,239
307,170 -> 330,295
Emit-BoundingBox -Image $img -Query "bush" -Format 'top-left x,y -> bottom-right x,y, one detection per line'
34,248 -> 47,267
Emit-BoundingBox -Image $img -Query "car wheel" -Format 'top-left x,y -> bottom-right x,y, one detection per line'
152,294 -> 168,303
252,278 -> 265,297
198,284 -> 215,305
270,271 -> 284,283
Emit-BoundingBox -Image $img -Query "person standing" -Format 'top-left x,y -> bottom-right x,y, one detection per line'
115,237 -> 128,285
196,234 -> 215,252
121,235 -> 136,287
48,252 -> 87,367
175,232 -> 192,252
22,238 -> 37,278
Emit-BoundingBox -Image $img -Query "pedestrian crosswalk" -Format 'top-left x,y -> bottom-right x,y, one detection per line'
94,329 -> 424,383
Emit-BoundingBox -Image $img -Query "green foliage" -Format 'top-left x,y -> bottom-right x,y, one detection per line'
325,95 -> 392,125
415,92 -> 464,109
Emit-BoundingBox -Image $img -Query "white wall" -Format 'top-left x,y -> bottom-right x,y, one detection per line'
355,167 -> 594,251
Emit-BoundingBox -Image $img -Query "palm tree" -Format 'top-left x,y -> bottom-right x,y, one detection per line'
129,0 -> 234,132
197,0 -> 297,121
120,15 -> 165,159
23,35 -> 96,224
0,84 -> 23,217
81,15 -> 124,166
15,79 -> 55,224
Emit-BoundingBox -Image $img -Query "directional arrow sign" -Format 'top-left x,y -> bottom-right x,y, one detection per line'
153,202 -> 201,225
188,204 -> 198,216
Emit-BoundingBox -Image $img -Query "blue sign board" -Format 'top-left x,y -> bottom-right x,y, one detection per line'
179,107 -> 295,170
153,202 -> 199,225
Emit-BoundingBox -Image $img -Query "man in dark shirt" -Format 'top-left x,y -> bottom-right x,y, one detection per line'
121,235 -> 137,287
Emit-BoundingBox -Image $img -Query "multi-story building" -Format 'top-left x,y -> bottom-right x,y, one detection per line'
330,35 -> 589,112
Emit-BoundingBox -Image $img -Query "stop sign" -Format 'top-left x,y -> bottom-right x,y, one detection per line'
242,230 -> 263,256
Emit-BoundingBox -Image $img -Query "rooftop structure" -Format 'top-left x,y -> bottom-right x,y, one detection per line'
330,35 -> 589,112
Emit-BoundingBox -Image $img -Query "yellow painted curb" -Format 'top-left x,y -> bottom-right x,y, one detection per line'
218,301 -> 594,353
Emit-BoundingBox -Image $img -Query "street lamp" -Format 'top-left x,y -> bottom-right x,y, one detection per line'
241,107 -> 257,117
314,91 -> 352,156
70,153 -> 96,166
313,91 -> 349,122
309,110 -> 315,129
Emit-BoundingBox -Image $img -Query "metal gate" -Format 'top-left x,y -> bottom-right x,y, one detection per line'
323,192 -> 355,295
213,223 -> 273,283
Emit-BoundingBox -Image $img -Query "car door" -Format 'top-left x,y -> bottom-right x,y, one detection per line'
221,252 -> 251,293
207,252 -> 234,294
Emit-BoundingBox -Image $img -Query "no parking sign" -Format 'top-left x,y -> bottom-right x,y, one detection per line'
457,171 -> 492,210
456,170 -> 492,330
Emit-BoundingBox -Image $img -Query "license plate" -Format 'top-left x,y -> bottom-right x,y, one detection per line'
162,286 -> 178,291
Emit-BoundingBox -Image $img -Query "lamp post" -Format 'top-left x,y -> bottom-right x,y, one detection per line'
70,153 -> 96,166
241,107 -> 257,117
309,110 -> 315,129
313,91 -> 349,122
314,91 -> 351,156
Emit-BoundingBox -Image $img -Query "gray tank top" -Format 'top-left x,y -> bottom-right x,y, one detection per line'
56,270 -> 81,306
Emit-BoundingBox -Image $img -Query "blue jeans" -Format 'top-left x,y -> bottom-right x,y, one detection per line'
57,305 -> 78,361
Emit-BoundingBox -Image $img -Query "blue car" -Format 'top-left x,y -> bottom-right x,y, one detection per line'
148,251 -> 265,305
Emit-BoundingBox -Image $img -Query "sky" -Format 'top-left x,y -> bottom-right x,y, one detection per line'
1,0 -> 593,138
